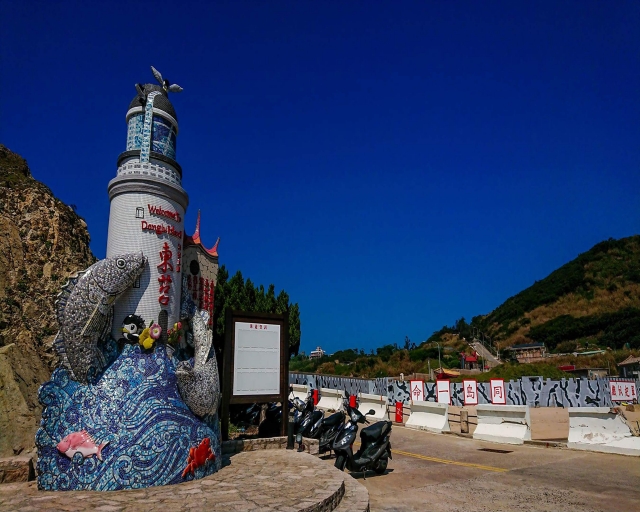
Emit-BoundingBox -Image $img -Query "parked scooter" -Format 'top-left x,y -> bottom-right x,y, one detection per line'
332,393 -> 392,476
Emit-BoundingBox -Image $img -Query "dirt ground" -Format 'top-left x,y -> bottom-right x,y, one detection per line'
330,425 -> 640,512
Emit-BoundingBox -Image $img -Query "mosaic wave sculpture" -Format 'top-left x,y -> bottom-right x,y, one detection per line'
36,340 -> 221,491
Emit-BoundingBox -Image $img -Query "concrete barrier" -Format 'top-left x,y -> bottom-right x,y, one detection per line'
290,383 -> 309,402
316,388 -> 344,412
405,401 -> 450,433
473,404 -> 531,445
567,407 -> 640,456
359,393 -> 389,421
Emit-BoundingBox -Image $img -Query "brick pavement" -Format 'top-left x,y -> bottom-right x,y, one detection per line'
0,450 -> 349,512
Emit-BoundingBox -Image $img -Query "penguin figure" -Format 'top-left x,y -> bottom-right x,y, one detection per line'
121,315 -> 146,344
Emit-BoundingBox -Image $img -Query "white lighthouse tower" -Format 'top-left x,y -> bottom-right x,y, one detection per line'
106,67 -> 188,339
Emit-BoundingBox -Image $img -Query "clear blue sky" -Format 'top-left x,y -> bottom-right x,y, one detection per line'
2,1 -> 638,354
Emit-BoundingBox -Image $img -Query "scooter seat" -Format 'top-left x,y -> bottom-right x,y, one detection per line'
360,421 -> 390,443
323,411 -> 344,427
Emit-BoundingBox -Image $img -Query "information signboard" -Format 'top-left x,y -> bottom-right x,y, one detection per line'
221,310 -> 289,440
233,322 -> 281,396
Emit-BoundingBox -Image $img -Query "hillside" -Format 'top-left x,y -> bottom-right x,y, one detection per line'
0,145 -> 95,456
291,236 -> 640,380
471,236 -> 640,352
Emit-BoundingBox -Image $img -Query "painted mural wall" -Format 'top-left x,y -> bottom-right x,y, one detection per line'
289,373 -> 639,408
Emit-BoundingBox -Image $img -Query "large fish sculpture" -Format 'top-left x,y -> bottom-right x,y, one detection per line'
176,282 -> 220,417
54,252 -> 147,384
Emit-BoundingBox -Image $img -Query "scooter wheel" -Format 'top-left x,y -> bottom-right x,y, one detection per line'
334,455 -> 346,471
374,457 -> 388,474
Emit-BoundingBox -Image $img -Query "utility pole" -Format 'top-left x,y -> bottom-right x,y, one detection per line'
435,342 -> 442,375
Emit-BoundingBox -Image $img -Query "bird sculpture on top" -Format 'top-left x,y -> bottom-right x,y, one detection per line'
151,66 -> 183,93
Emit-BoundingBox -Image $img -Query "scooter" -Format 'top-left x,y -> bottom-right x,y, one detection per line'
332,393 -> 392,476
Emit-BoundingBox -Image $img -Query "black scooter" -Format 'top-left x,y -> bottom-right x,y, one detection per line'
291,391 -> 345,454
332,394 -> 392,476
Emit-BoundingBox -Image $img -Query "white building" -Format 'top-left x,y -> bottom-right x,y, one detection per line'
309,346 -> 326,359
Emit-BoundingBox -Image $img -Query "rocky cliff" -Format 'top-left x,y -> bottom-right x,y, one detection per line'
0,145 -> 95,457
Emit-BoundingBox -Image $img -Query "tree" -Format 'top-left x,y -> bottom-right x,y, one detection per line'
211,265 -> 302,357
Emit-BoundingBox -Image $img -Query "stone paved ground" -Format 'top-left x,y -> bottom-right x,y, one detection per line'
0,450 -> 345,512
344,425 -> 640,512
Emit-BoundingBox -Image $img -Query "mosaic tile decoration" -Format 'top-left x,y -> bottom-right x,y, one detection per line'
152,115 -> 177,160
140,92 -> 161,163
126,114 -> 144,151
36,341 -> 221,491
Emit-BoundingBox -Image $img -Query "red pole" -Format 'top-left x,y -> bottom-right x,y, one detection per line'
312,389 -> 319,406
349,395 -> 357,408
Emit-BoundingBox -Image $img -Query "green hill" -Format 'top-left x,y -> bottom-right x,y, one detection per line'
469,236 -> 640,352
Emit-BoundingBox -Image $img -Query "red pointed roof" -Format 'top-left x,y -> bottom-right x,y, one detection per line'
184,210 -> 220,257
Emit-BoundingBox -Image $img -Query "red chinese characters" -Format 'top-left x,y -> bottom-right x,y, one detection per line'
187,271 -> 215,325
157,242 -> 173,305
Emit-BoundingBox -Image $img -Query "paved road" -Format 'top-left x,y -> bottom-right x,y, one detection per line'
470,340 -> 501,367
333,425 -> 640,512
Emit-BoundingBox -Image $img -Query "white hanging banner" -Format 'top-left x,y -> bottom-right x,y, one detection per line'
436,380 -> 450,404
463,379 -> 478,406
410,380 -> 424,402
490,379 -> 506,405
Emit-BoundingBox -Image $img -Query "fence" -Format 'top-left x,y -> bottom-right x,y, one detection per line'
289,373 -> 639,408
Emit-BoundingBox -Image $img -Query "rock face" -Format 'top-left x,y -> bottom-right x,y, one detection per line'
0,145 -> 95,457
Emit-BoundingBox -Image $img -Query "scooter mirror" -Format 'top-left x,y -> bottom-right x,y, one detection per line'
367,409 -> 376,416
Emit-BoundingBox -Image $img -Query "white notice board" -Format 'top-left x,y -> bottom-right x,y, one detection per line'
233,322 -> 281,395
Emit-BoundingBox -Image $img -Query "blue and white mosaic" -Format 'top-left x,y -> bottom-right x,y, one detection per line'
152,115 -> 177,160
140,91 -> 161,163
36,342 -> 221,491
126,114 -> 144,151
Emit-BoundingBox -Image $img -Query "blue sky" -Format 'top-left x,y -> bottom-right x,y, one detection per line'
2,1 -> 638,354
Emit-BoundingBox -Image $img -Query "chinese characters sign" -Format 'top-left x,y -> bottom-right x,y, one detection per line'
490,379 -> 506,405
609,381 -> 637,402
463,379 -> 478,406
410,380 -> 424,402
157,242 -> 173,305
436,380 -> 450,404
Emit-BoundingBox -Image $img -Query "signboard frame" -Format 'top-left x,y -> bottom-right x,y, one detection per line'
609,380 -> 637,402
463,379 -> 478,406
409,380 -> 424,402
490,378 -> 506,405
436,379 -> 451,404
221,310 -> 289,441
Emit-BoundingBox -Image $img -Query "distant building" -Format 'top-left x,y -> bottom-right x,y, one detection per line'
618,355 -> 640,379
309,346 -> 326,359
460,352 -> 479,370
507,342 -> 546,363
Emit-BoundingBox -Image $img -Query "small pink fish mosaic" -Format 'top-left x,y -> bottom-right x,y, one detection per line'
57,430 -> 109,461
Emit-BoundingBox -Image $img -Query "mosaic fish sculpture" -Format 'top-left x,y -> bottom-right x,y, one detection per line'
176,309 -> 221,417
54,252 -> 147,384
57,430 -> 109,461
